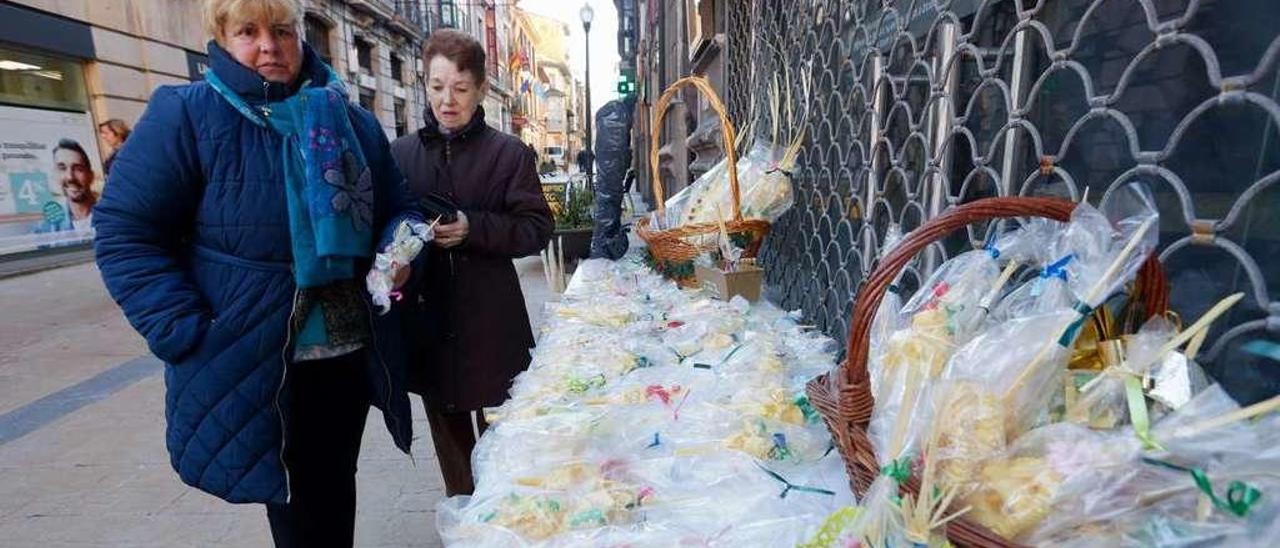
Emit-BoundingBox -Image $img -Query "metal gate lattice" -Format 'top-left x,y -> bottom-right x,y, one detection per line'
722,0 -> 1280,404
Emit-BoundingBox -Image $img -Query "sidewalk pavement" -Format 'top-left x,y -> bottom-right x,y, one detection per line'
0,255 -> 557,547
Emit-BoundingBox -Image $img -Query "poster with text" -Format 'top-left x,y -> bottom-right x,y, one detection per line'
0,105 -> 103,255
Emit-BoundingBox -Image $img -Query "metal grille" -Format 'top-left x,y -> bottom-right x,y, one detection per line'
723,0 -> 1280,404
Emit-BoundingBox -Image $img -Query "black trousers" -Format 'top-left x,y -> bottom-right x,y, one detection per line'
266,350 -> 371,548
423,401 -> 489,496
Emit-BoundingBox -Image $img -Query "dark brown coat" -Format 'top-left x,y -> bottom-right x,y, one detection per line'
390,108 -> 553,412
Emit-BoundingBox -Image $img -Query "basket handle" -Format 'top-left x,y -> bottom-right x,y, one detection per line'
843,197 -> 1083,390
649,76 -> 742,222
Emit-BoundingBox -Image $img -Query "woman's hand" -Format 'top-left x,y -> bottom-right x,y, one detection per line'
434,211 -> 470,249
391,263 -> 411,290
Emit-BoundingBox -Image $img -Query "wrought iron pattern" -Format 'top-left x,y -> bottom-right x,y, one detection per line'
723,0 -> 1280,403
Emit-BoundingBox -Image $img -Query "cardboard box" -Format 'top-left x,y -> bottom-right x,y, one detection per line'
695,262 -> 765,302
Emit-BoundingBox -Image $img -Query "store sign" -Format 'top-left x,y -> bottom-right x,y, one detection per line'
0,105 -> 103,255
186,50 -> 210,81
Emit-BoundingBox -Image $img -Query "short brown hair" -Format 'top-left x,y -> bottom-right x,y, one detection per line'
423,29 -> 487,85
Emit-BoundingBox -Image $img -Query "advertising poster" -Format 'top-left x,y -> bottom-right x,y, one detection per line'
0,105 -> 103,255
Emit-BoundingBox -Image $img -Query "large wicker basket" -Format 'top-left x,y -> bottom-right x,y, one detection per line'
636,76 -> 771,286
805,196 -> 1169,547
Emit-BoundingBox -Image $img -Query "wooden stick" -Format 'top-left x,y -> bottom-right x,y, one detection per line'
1184,328 -> 1210,361
886,361 -> 926,461
1079,292 -> 1243,395
1173,394 -> 1280,439
540,248 -> 553,290
557,236 -> 566,292
1138,292 -> 1243,373
1004,218 -> 1156,398
978,260 -> 1021,313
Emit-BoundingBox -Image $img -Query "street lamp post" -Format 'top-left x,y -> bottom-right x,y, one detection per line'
580,2 -> 594,190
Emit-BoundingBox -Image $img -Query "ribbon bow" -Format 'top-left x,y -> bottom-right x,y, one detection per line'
756,462 -> 836,499
880,455 -> 913,485
1143,458 -> 1264,518
982,230 -> 1001,259
1031,253 -> 1074,297
1194,470 -> 1263,517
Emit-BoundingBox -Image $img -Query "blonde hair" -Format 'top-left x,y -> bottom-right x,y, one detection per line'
203,0 -> 300,43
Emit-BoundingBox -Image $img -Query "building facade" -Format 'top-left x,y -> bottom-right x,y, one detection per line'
0,0 -> 433,256
514,8 -> 587,173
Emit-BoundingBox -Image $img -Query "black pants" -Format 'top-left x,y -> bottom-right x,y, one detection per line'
423,402 -> 489,496
266,351 -> 371,548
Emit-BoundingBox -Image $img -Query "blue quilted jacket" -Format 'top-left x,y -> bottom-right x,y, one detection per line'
94,42 -> 418,504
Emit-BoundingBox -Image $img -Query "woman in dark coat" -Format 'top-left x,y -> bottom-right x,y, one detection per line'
390,29 -> 553,496
93,1 -> 419,545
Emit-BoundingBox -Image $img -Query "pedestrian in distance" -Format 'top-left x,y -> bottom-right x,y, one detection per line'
93,0 -> 424,546
97,118 -> 131,177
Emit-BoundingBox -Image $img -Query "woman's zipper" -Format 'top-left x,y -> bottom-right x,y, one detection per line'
260,81 -> 273,118
440,139 -> 461,406
275,287 -> 299,503
273,133 -> 302,503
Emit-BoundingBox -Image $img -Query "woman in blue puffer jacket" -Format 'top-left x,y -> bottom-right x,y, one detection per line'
93,1 -> 421,545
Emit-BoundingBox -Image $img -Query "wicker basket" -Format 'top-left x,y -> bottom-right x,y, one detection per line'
636,76 -> 771,286
805,196 -> 1169,547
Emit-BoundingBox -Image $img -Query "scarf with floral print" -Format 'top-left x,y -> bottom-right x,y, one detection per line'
206,68 -> 373,288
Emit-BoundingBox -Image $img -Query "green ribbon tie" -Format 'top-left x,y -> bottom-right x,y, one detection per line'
756,462 -> 836,499
795,394 -> 821,424
1142,458 -> 1263,518
1058,301 -> 1095,347
1192,469 -> 1263,517
1125,376 -> 1166,451
881,455 -> 913,485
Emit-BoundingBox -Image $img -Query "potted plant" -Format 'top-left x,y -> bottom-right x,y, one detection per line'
553,179 -> 594,262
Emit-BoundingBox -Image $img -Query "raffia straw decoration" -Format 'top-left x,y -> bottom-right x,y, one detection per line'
902,425 -> 971,544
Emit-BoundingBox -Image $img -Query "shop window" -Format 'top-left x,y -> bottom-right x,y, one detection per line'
0,46 -> 88,112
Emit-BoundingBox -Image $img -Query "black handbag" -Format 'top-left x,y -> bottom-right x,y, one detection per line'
419,192 -> 459,225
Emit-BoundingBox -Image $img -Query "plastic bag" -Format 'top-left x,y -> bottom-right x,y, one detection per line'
677,140 -> 785,225
961,422 -> 1140,540
1025,385 -> 1280,546
1069,315 -> 1177,429
365,219 -> 434,313
439,255 -> 852,546
867,221 -> 1059,458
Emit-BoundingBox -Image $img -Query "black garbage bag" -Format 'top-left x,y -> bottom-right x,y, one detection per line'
590,97 -> 635,260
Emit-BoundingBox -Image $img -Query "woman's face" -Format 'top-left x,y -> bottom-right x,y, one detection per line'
427,55 -> 485,132
98,125 -> 122,148
223,18 -> 303,84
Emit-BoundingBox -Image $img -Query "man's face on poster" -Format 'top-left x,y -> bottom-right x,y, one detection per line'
54,147 -> 94,204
